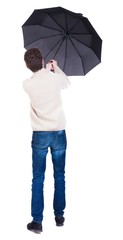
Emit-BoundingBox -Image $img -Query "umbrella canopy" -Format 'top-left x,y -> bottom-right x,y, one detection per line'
22,7 -> 102,76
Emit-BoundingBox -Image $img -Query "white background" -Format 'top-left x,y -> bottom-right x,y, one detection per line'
0,0 -> 123,239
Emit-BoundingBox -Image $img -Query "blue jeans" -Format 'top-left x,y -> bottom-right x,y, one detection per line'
31,130 -> 67,224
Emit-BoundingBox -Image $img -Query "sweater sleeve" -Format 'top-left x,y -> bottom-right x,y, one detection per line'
55,66 -> 71,89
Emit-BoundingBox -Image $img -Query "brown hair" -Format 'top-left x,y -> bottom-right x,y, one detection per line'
24,48 -> 43,72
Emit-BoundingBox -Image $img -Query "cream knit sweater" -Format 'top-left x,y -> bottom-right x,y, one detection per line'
23,66 -> 70,131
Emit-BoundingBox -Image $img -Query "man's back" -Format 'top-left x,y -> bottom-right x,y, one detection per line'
23,67 -> 70,131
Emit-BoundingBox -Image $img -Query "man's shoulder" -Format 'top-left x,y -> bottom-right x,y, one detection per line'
23,76 -> 33,92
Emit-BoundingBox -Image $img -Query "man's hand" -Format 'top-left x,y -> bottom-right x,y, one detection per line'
46,60 -> 57,72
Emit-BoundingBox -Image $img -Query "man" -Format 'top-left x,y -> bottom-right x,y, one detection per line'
23,48 -> 70,233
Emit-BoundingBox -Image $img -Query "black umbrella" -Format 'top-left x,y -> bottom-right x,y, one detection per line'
22,7 -> 102,76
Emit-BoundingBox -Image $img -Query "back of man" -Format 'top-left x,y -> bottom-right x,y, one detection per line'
23,48 -> 70,233
23,67 -> 69,131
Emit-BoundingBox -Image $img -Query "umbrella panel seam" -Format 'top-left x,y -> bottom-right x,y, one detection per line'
69,38 -> 85,74
44,37 -> 64,59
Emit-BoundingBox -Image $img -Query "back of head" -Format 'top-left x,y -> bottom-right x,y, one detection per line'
24,48 -> 43,72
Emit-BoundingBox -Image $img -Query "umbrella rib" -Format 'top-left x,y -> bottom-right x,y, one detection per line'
44,37 -> 64,59
52,38 -> 65,59
39,33 -> 63,39
63,39 -> 67,72
64,11 -> 68,31
71,35 -> 100,61
71,35 -> 92,50
39,24 -> 63,33
24,34 -> 62,48
63,11 -> 68,71
47,13 -> 65,31
69,38 -> 85,74
69,19 -> 82,32
71,33 -> 92,36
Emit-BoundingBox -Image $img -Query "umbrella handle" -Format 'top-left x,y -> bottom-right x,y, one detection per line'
50,60 -> 55,72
